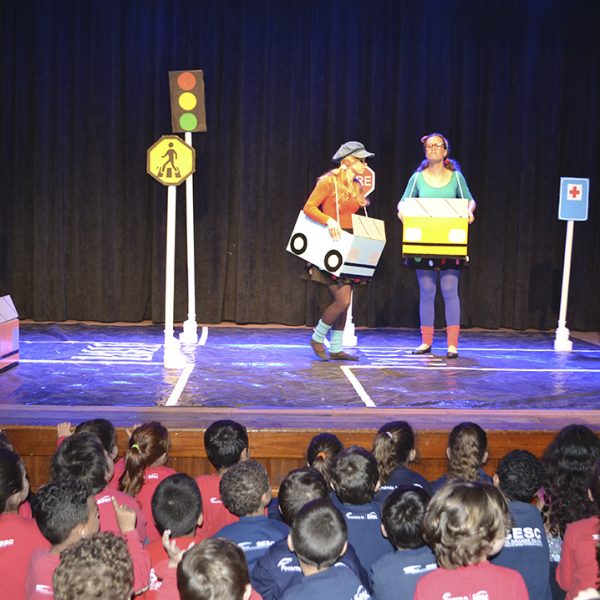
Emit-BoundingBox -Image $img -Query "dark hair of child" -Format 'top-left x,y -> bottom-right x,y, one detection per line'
423,481 -> 511,570
151,473 -> 203,537
372,421 -> 415,483
204,420 -> 249,471
50,432 -> 109,494
446,422 -> 488,482
0,429 -> 14,450
306,433 -> 344,487
177,537 -> 250,600
331,445 -> 379,505
278,467 -> 328,526
119,421 -> 169,497
290,498 -> 348,570
219,459 -> 270,517
541,424 -> 600,537
33,479 -> 93,546
495,449 -> 542,502
382,485 -> 430,550
0,447 -> 26,513
74,419 -> 118,460
53,532 -> 133,600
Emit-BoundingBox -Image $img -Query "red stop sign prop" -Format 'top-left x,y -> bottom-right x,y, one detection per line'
356,166 -> 375,196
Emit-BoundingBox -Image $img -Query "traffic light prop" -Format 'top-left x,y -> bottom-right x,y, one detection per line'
168,70 -> 207,133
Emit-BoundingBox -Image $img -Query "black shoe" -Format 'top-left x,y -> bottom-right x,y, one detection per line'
447,347 -> 459,359
411,344 -> 432,355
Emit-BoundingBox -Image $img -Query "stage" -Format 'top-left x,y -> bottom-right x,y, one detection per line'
0,322 -> 599,424
1,322 -> 598,489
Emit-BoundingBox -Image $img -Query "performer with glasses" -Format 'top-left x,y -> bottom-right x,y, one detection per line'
397,133 -> 476,359
303,141 -> 374,361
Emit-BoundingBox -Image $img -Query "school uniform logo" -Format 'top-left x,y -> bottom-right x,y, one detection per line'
504,526 -> 543,547
277,557 -> 301,572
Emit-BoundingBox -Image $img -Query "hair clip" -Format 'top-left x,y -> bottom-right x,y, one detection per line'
131,443 -> 140,451
316,451 -> 327,460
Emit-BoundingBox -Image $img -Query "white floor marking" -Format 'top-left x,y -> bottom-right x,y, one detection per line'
340,366 -> 376,408
165,363 -> 195,406
198,327 -> 209,346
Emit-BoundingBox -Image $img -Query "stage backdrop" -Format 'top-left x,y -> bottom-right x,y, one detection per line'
1,0 -> 599,330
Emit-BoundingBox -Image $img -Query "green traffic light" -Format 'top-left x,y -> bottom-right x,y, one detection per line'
180,113 -> 198,131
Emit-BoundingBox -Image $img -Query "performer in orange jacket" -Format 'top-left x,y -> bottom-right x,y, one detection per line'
303,141 -> 374,361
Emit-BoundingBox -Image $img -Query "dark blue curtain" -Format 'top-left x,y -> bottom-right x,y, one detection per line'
1,0 -> 599,330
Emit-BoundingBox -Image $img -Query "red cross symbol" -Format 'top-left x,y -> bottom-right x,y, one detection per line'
569,185 -> 581,199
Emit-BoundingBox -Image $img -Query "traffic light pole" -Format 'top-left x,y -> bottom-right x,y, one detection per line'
179,131 -> 199,345
164,185 -> 188,369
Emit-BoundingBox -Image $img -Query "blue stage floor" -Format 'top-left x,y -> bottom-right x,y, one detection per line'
1,324 -> 599,411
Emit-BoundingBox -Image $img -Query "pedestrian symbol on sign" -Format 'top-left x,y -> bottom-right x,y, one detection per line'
158,143 -> 182,178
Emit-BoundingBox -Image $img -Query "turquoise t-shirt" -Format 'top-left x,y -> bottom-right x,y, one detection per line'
400,170 -> 473,201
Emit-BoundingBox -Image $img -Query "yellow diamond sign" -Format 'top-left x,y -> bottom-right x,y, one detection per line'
147,135 -> 195,186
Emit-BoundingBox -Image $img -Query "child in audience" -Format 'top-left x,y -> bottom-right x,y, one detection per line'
430,421 -> 493,493
27,479 -> 100,598
53,532 -> 133,600
145,473 -> 207,598
331,445 -> 393,570
0,447 -> 50,600
252,467 -> 368,599
57,418 -> 119,463
369,486 -> 436,599
117,421 -> 177,543
557,458 -> 600,599
372,421 -> 429,503
414,481 -> 528,599
50,430 -> 146,540
306,432 -> 344,487
215,459 -> 289,568
0,429 -> 34,518
540,424 -> 600,567
491,449 -> 552,599
196,419 -> 249,537
28,478 -> 150,598
154,536 -> 261,600
282,498 -> 371,599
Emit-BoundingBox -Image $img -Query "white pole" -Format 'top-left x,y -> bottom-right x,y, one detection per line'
554,219 -> 574,351
164,185 -> 188,368
179,131 -> 199,344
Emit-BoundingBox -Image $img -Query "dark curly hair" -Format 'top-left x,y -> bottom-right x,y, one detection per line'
495,450 -> 542,502
541,424 -> 600,537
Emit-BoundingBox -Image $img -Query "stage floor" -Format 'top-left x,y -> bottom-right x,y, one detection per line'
1,324 -> 599,425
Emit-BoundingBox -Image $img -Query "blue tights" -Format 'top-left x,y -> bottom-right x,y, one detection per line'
416,269 -> 461,327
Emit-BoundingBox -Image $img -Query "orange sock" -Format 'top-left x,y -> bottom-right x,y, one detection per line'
447,325 -> 460,348
421,326 -> 434,346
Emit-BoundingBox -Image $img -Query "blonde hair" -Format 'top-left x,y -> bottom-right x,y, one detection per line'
423,481 -> 511,569
318,158 -> 368,209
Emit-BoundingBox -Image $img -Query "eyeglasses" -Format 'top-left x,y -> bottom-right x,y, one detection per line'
425,143 -> 444,149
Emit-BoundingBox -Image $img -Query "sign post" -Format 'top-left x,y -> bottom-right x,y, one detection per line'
554,177 -> 589,352
343,166 -> 376,347
147,135 -> 196,368
168,70 -> 207,345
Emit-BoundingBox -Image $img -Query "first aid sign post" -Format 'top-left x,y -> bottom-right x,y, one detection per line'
555,177 -> 590,352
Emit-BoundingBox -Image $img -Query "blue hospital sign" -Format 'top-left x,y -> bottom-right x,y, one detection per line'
558,177 -> 589,221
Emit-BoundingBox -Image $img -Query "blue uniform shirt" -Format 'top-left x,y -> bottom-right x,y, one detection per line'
251,536 -> 370,600
369,544 -> 437,600
491,499 -> 552,600
331,495 -> 394,570
282,563 -> 371,600
215,515 -> 290,569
